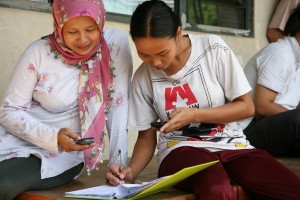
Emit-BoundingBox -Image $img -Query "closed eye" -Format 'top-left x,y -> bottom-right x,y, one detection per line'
158,51 -> 168,56
87,28 -> 97,32
67,31 -> 77,34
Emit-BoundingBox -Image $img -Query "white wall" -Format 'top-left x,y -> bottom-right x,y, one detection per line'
0,0 -> 279,159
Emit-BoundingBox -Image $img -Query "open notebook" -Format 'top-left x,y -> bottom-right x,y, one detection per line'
64,160 -> 218,200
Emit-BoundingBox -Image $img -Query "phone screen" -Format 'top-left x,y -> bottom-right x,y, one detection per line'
151,122 -> 166,129
76,137 -> 95,145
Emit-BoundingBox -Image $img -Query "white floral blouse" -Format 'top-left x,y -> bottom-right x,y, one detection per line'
0,29 -> 132,179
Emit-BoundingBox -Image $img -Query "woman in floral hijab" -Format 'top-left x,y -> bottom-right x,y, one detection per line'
0,0 -> 132,199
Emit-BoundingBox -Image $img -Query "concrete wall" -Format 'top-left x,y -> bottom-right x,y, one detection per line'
0,0 -> 279,159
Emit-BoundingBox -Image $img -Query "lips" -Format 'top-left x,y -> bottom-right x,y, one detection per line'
77,44 -> 90,51
154,65 -> 166,70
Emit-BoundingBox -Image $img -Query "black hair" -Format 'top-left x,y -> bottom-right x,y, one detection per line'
284,5 -> 300,37
130,0 -> 182,40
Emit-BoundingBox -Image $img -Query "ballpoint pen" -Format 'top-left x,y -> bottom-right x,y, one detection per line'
118,149 -> 123,172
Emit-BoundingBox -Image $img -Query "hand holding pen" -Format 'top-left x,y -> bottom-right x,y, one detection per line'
106,150 -> 134,186
118,149 -> 123,172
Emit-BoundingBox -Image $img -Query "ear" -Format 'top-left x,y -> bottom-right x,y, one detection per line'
296,31 -> 300,45
176,26 -> 183,42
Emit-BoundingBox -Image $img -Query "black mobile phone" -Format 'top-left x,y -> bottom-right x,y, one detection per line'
76,137 -> 95,145
151,121 -> 166,129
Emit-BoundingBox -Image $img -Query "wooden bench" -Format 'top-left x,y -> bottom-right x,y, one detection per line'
15,157 -> 300,200
15,158 -> 196,200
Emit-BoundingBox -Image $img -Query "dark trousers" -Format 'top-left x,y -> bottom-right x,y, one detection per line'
244,109 -> 300,157
0,155 -> 83,200
158,147 -> 300,200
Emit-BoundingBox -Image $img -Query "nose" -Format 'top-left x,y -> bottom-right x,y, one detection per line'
150,57 -> 162,68
78,32 -> 88,44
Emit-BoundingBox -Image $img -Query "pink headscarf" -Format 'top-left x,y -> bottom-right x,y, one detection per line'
48,0 -> 113,174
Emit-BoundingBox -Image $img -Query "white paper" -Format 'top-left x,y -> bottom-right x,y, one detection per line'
65,185 -> 116,198
65,176 -> 169,199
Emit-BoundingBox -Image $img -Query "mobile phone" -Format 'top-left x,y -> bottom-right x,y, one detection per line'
76,137 -> 95,145
151,121 -> 166,129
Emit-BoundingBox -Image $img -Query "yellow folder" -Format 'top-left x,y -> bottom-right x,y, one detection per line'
130,160 -> 218,199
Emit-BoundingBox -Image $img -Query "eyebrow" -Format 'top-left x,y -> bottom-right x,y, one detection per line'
138,49 -> 169,56
65,25 -> 98,30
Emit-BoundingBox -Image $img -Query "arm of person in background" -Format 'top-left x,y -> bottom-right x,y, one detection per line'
267,0 -> 297,42
105,29 -> 133,169
254,84 -> 288,117
161,93 -> 254,133
106,128 -> 157,186
267,28 -> 285,43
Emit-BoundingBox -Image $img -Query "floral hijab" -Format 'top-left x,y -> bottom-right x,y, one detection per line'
48,0 -> 113,174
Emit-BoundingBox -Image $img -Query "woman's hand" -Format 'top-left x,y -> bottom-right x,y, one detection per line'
106,164 -> 134,186
106,129 -> 157,186
160,93 -> 255,133
57,128 -> 95,151
161,107 -> 196,133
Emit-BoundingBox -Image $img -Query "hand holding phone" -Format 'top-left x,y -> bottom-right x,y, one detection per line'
76,137 -> 95,145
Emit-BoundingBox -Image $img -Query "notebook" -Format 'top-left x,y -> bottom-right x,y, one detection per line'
64,160 -> 218,200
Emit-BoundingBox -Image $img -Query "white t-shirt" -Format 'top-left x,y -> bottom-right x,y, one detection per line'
244,37 -> 300,110
275,65 -> 300,109
128,34 -> 254,165
0,29 -> 133,179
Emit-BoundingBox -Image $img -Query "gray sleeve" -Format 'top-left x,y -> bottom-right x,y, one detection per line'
104,29 -> 133,166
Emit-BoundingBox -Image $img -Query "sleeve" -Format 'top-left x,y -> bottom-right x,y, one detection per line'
0,42 -> 60,153
257,54 -> 290,93
211,35 -> 251,101
127,64 -> 158,131
104,30 -> 133,166
268,0 -> 298,30
243,57 -> 258,98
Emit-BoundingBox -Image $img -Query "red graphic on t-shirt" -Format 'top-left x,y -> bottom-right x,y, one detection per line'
209,123 -> 225,136
165,83 -> 197,110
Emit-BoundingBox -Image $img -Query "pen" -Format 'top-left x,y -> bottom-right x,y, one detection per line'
118,149 -> 123,172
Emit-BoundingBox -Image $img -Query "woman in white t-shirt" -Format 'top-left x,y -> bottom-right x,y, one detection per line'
106,1 -> 300,199
244,6 -> 300,158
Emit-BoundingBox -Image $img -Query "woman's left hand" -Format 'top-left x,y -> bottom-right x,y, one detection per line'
57,128 -> 95,151
160,107 -> 196,133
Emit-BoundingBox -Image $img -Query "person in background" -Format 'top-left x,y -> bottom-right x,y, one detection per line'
106,1 -> 300,199
244,6 -> 300,158
0,0 -> 132,199
267,0 -> 300,42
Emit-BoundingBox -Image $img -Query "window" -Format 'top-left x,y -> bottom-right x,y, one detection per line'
0,0 -> 253,37
175,0 -> 253,36
30,0 -> 52,2
103,0 -> 174,15
102,0 -> 174,23
103,0 -> 253,37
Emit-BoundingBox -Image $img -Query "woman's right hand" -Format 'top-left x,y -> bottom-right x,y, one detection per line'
106,164 -> 134,186
57,128 -> 95,151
